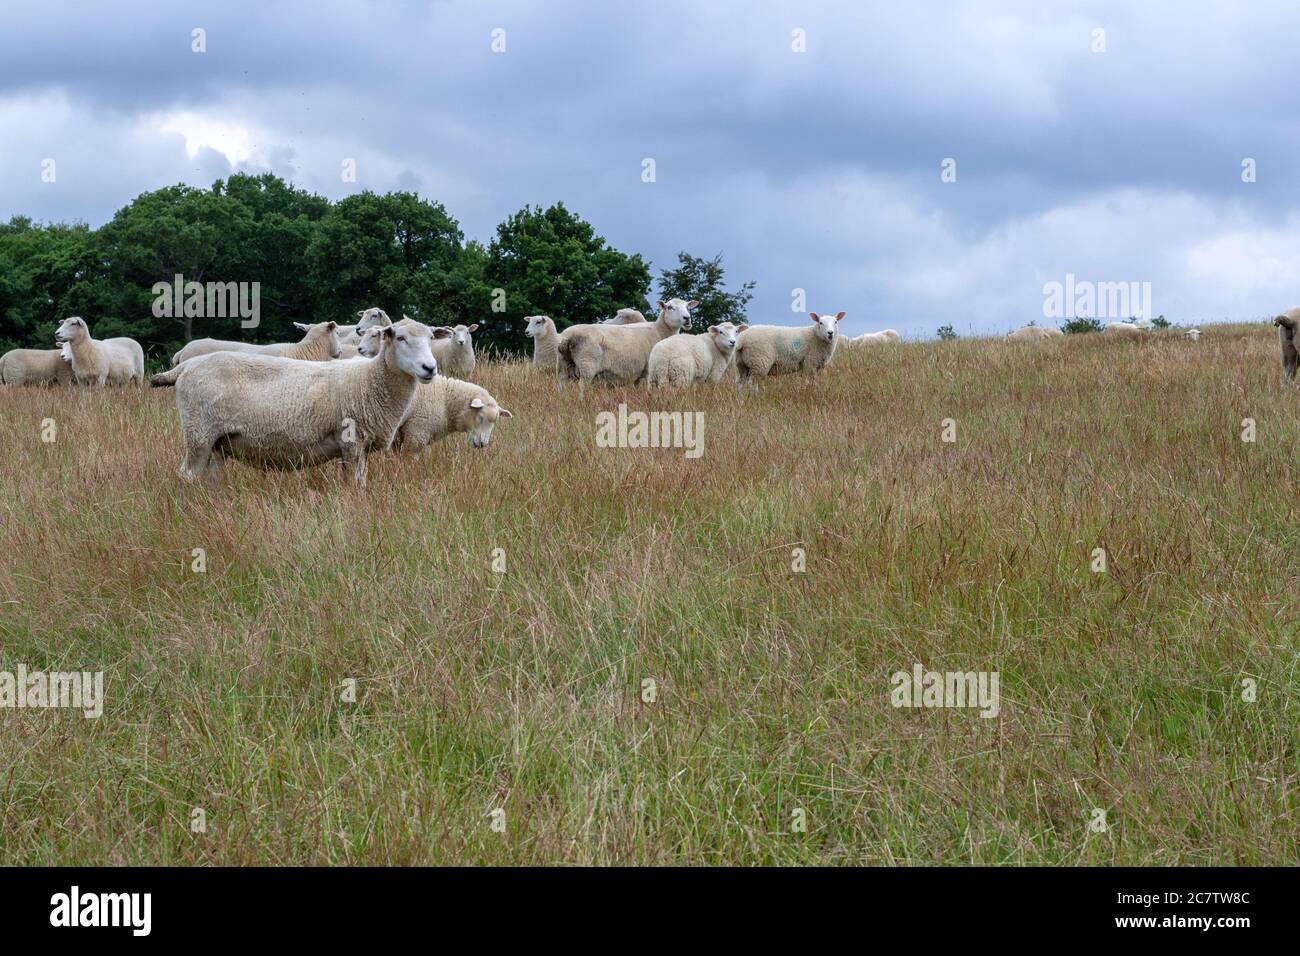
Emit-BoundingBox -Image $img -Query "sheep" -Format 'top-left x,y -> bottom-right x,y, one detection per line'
557,298 -> 696,384
168,318 -> 448,486
602,308 -> 647,325
1185,328 -> 1202,341
1274,310 -> 1298,381
54,317 -> 145,386
1103,321 -> 1147,338
431,322 -> 477,379
1006,326 -> 1061,341
336,307 -> 392,345
733,311 -> 844,383
0,344 -> 74,386
172,321 -> 340,366
647,322 -> 748,388
524,315 -> 559,371
395,376 -> 513,452
338,324 -> 388,360
853,329 -> 902,345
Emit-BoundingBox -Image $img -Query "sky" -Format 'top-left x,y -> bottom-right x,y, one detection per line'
1,0 -> 1298,338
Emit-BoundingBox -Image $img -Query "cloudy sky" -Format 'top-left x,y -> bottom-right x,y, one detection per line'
2,0 -> 1297,337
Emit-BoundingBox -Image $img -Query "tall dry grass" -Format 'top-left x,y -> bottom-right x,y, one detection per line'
0,324 -> 1296,864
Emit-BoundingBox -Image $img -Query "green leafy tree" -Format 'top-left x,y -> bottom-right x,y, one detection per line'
656,252 -> 754,329
1062,317 -> 1104,334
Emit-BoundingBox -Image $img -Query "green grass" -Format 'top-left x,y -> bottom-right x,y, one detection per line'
0,323 -> 1296,864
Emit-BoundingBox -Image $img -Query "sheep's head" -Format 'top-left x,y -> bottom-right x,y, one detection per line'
54,316 -> 88,344
355,307 -> 391,333
1273,314 -> 1297,333
808,311 -> 845,343
708,322 -> 747,354
1186,328 -> 1202,340
449,324 -> 478,348
57,342 -> 72,363
460,393 -> 513,449
356,325 -> 386,358
295,320 -> 341,358
657,298 -> 699,331
388,316 -> 447,382
524,315 -> 554,338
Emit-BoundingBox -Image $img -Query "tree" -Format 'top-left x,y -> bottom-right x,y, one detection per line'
656,252 -> 754,329
483,203 -> 651,354
936,324 -> 957,340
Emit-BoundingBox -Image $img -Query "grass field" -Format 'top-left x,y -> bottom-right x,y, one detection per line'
1,323 -> 1296,865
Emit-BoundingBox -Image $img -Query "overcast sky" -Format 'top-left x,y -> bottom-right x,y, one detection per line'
2,0 -> 1297,336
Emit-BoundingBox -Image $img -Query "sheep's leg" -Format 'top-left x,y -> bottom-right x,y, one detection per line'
341,443 -> 368,486
179,443 -> 212,482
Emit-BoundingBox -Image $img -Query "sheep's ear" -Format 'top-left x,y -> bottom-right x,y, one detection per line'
293,322 -> 309,331
326,321 -> 337,331
468,324 -> 479,333
432,327 -> 454,339
834,312 -> 846,321
357,310 -> 366,318
469,397 -> 485,409
382,326 -> 395,339
708,325 -> 718,334
687,300 -> 700,310
498,407 -> 512,419
738,324 -> 749,332
809,312 -> 820,323
656,300 -> 666,311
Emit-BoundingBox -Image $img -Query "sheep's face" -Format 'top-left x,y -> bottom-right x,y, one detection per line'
355,308 -> 390,333
524,315 -> 553,339
57,342 -> 72,363
451,324 -> 478,348
1186,329 -> 1202,340
808,311 -> 845,344
657,298 -> 699,331
54,316 -> 88,344
389,318 -> 443,382
464,396 -> 513,449
356,325 -> 386,358
709,322 -> 746,353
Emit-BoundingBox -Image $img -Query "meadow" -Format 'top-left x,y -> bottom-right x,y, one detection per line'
0,323 -> 1296,865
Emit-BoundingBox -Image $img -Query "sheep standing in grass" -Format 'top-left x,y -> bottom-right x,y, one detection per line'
0,344 -> 74,385
336,307 -> 391,345
1185,328 -> 1202,341
853,329 -> 901,345
524,315 -> 559,371
396,377 -> 513,451
1274,310 -> 1298,381
647,322 -> 747,388
172,321 -> 340,366
557,298 -> 695,384
1103,321 -> 1146,338
602,308 -> 646,325
168,318 -> 447,486
54,317 -> 145,386
1007,326 -> 1061,341
432,323 -> 477,379
733,311 -> 844,383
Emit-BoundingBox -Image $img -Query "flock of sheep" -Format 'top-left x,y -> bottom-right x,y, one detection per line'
0,302 -> 1295,486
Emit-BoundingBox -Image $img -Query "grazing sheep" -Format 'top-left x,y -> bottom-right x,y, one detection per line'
524,315 -> 559,371
853,329 -> 902,345
1103,321 -> 1146,338
0,344 -> 74,385
557,298 -> 696,384
1274,310 -> 1298,381
602,308 -> 647,325
395,376 -> 513,451
168,318 -> 447,486
54,317 -> 145,386
172,321 -> 340,366
733,311 -> 844,383
336,307 -> 392,345
431,322 -> 477,379
1006,326 -> 1061,341
647,322 -> 748,388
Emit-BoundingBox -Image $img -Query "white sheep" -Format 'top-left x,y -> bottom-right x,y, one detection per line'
1103,321 -> 1147,338
557,298 -> 696,384
172,321 -> 340,366
431,322 -> 477,379
395,376 -> 513,451
1185,328 -> 1202,341
338,324 -> 389,359
647,322 -> 748,388
0,344 -> 74,386
524,315 -> 559,371
852,329 -> 902,345
168,318 -> 447,486
602,308 -> 647,325
1006,326 -> 1062,341
336,307 -> 392,345
54,317 -> 145,386
733,311 -> 844,382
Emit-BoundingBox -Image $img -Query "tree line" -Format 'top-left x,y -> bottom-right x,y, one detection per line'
0,173 -> 754,366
